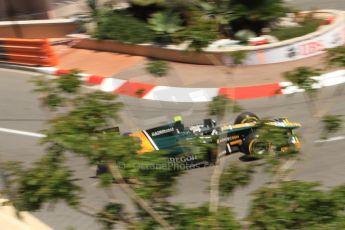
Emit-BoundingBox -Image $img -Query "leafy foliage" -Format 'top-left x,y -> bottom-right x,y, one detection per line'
130,0 -> 165,6
175,10 -> 218,51
31,72 -> 186,228
228,50 -> 247,65
124,151 -> 184,199
234,29 -> 256,43
31,70 -> 82,110
43,91 -> 137,166
219,163 -> 254,195
208,95 -> 242,121
87,0 -> 97,11
169,205 -> 241,229
87,0 -> 98,18
94,12 -> 155,44
326,46 -> 345,67
2,151 -> 80,211
132,203 -> 241,229
196,0 -> 237,27
269,17 -> 323,41
146,60 -> 170,77
44,93 -> 64,109
230,0 -> 287,27
91,0 -> 295,47
256,120 -> 298,154
56,70 -> 82,94
284,67 -> 320,96
320,114 -> 343,139
97,202 -> 125,230
254,119 -> 300,175
248,181 -> 345,230
178,136 -> 218,165
148,11 -> 183,42
195,0 -> 287,34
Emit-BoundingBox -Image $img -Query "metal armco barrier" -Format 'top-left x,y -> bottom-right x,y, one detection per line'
0,38 -> 58,66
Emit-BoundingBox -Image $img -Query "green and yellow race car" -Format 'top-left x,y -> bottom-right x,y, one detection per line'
127,112 -> 301,167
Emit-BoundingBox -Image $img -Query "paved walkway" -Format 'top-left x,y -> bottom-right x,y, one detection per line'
53,45 -> 336,88
54,45 -> 144,77
0,198 -> 53,230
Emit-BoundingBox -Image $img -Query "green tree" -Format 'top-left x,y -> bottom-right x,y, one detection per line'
97,202 -> 127,230
31,69 -> 82,111
284,67 -> 321,115
254,119 -> 300,181
326,46 -> 345,67
228,50 -> 248,65
318,46 -> 345,116
175,9 -> 218,51
208,95 -> 242,122
207,50 -> 247,213
2,72 -> 181,229
208,95 -> 242,213
132,203 -> 241,229
284,67 -> 320,95
148,11 -> 184,43
256,120 -> 300,156
94,12 -> 155,44
219,163 -> 254,196
320,114 -> 343,139
195,0 -> 237,34
146,60 -> 170,77
129,0 -> 165,6
87,0 -> 98,18
2,151 -> 80,211
125,151 -> 184,200
229,0 -> 287,33
248,181 -> 345,230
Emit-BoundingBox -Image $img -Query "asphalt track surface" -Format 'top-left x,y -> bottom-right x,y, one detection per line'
0,68 -> 345,229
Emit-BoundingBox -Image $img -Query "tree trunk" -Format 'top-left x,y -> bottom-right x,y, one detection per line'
106,162 -> 174,230
207,54 -> 237,213
209,156 -> 226,212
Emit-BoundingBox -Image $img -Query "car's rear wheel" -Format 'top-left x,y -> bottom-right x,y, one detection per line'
242,133 -> 269,157
234,112 -> 259,124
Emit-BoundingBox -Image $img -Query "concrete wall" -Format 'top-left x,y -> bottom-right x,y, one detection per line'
72,38 -> 224,65
0,19 -> 79,38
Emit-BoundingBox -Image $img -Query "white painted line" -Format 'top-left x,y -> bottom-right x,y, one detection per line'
314,136 -> 345,143
0,127 -> 46,138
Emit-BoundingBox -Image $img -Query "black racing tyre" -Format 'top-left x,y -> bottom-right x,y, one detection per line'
242,132 -> 269,157
234,112 -> 259,124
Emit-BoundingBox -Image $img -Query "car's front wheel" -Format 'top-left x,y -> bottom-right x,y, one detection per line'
242,133 -> 269,157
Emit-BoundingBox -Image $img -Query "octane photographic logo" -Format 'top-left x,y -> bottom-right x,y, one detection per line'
116,156 -> 209,171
